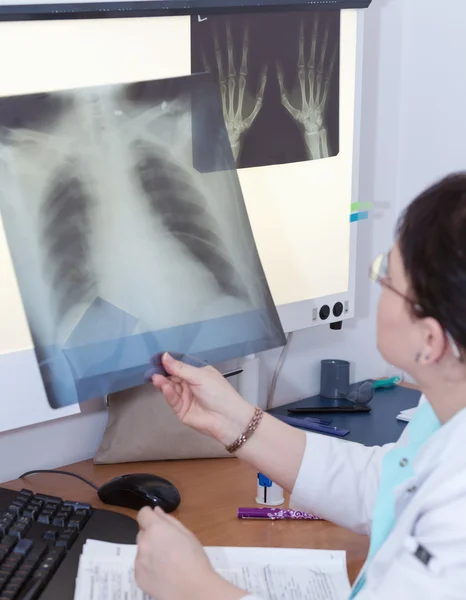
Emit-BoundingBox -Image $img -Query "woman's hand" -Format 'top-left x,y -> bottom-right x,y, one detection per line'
151,352 -> 255,446
135,506 -> 244,600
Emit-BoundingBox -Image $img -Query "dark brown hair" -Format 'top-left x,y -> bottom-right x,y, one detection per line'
397,173 -> 466,350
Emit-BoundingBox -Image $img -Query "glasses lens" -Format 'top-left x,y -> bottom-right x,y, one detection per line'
370,253 -> 386,282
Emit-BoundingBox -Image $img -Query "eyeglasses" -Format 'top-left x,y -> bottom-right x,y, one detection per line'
370,252 -> 463,362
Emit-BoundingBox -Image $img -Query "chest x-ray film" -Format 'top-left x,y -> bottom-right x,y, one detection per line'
0,73 -> 286,409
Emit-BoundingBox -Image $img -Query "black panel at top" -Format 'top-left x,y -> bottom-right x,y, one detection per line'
0,0 -> 372,22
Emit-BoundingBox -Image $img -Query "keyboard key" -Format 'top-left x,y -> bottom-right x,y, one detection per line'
64,500 -> 92,511
0,538 -> 17,553
41,531 -> 57,542
33,495 -> 62,505
12,541 -> 32,556
55,530 -> 77,549
8,520 -> 31,539
19,510 -> 37,521
13,539 -> 34,556
0,516 -> 15,538
55,509 -> 72,522
67,513 -> 89,530
7,529 -> 26,541
17,493 -> 32,501
15,520 -> 29,530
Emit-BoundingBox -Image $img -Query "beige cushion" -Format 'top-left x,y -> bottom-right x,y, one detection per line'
94,382 -> 230,464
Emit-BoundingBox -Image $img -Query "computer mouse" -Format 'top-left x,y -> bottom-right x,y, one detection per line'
97,473 -> 181,513
144,351 -> 208,380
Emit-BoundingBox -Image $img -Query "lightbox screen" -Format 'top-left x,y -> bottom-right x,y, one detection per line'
0,73 -> 286,409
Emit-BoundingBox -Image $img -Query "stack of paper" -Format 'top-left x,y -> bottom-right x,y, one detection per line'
73,539 -> 351,600
396,407 -> 417,422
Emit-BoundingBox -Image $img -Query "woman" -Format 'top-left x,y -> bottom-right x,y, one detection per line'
135,173 -> 466,600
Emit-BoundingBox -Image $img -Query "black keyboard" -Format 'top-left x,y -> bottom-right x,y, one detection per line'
0,486 -> 138,600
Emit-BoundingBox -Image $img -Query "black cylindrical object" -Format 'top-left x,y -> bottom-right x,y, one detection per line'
320,359 -> 350,399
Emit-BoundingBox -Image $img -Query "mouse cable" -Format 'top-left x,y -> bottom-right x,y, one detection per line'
18,469 -> 99,491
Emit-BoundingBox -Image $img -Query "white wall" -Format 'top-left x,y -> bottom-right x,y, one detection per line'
396,0 -> 466,207
0,0 -> 407,482
258,0 -> 406,406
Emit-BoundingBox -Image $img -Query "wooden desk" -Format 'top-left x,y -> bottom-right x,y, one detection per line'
3,457 -> 369,584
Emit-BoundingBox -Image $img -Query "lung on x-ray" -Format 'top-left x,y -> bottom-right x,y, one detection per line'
0,73 -> 285,409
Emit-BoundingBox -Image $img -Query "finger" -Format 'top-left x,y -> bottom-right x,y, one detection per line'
151,377 -> 179,403
308,20 -> 318,105
137,505 -> 157,530
239,25 -> 249,77
318,21 -> 329,75
297,20 -> 307,110
226,19 -> 236,121
162,353 -> 204,385
276,61 -> 299,120
316,22 -> 329,103
236,25 -> 249,120
243,65 -> 267,129
159,380 -> 183,408
154,506 -> 185,529
276,61 -> 285,94
151,373 -> 169,388
309,15 -> 318,70
320,41 -> 337,107
298,19 -> 305,71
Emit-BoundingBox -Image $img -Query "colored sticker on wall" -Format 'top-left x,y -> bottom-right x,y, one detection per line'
350,211 -> 369,223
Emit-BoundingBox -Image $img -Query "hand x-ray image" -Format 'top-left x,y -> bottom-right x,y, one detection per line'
0,73 -> 285,409
191,11 -> 340,170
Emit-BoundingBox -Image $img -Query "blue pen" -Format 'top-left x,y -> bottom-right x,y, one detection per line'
274,414 -> 350,438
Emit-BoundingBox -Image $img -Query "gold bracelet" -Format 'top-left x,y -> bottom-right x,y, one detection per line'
226,406 -> 264,454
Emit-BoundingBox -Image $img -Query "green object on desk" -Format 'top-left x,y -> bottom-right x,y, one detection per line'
373,375 -> 402,389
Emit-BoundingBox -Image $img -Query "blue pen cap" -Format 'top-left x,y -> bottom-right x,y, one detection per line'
257,472 -> 273,487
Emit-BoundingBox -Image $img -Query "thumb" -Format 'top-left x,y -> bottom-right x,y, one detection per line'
137,505 -> 157,530
153,506 -> 187,533
162,352 -> 204,384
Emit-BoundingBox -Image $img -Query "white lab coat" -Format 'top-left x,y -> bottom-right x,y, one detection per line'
243,395 -> 466,599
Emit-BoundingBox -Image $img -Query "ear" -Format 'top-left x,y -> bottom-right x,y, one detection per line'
418,317 -> 448,364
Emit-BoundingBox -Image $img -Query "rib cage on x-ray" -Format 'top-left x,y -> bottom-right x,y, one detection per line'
133,141 -> 247,301
41,162 -> 96,326
0,79 -> 263,353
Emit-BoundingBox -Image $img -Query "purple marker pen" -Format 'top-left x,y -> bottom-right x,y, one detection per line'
238,507 -> 322,520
